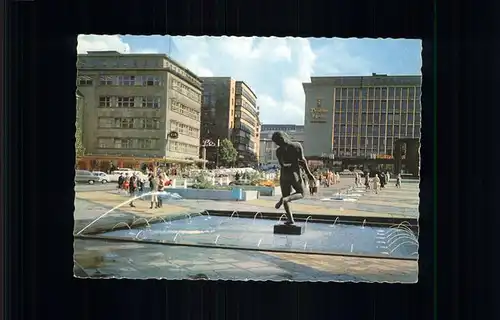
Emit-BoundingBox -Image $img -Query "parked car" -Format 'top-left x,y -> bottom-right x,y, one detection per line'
92,171 -> 110,184
75,170 -> 101,184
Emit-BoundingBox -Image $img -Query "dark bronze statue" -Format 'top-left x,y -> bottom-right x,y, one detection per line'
272,131 -> 316,225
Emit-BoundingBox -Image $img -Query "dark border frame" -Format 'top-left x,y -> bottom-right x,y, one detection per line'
4,0 -> 477,318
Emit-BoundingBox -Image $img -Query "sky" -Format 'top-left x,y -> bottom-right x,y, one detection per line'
77,35 -> 422,125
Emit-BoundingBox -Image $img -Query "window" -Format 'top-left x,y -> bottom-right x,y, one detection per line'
118,75 -> 136,86
99,76 -> 115,86
97,138 -> 113,148
98,117 -> 114,128
408,87 -> 415,99
99,96 -> 112,107
142,96 -> 161,109
117,97 -> 135,108
140,118 -> 160,129
120,118 -> 134,129
381,88 -> 387,98
139,139 -> 155,149
77,76 -> 93,86
142,75 -> 162,86
388,87 -> 395,98
114,139 -> 132,149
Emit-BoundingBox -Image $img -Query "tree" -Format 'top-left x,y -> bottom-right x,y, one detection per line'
217,138 -> 238,167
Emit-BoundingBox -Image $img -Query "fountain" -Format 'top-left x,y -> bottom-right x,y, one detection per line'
75,191 -> 179,235
131,218 -> 151,228
81,208 -> 419,260
330,216 -> 340,227
134,230 -> 146,240
389,241 -> 419,254
277,214 -> 287,224
257,239 -> 263,247
111,222 -> 131,230
253,212 -> 263,224
229,211 -> 239,219
173,232 -> 182,242
304,216 -> 313,230
214,234 -> 221,245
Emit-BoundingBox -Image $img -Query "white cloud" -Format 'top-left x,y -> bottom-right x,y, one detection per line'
77,35 -> 131,54
76,35 -> 375,125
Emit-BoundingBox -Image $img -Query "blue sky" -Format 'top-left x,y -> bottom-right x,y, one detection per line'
78,35 -> 421,125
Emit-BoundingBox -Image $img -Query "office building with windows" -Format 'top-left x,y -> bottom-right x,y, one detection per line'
200,77 -> 260,165
76,51 -> 203,167
259,124 -> 304,165
303,74 -> 421,159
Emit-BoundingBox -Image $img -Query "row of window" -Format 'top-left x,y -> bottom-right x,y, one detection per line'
335,126 -> 421,136
330,87 -> 421,99
234,109 -> 258,127
172,79 -> 201,103
99,96 -> 161,109
235,98 -> 259,118
168,141 -> 199,155
170,120 -> 200,138
98,117 -> 161,130
97,138 -> 158,150
170,100 -> 200,121
335,113 -> 421,124
331,100 -> 421,111
77,75 -> 163,87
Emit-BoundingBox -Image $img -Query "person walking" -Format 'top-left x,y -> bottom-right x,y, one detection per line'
157,175 -> 165,208
379,172 -> 386,189
364,172 -> 371,190
149,174 -> 158,209
117,173 -> 124,194
396,173 -> 402,188
128,174 -> 137,207
374,174 -> 381,194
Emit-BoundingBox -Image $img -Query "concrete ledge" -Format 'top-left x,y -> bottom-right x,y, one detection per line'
235,186 -> 281,197
165,188 -> 259,201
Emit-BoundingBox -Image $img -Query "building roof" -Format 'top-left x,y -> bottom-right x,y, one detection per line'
78,51 -> 201,82
236,81 -> 257,99
303,74 -> 422,88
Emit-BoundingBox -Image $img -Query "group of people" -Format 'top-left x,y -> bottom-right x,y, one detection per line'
357,171 -> 402,194
116,170 -> 169,209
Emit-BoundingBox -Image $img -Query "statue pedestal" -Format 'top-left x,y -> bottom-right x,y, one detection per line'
274,224 -> 304,235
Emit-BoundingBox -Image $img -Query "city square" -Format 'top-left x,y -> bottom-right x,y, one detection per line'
74,179 -> 419,282
75,35 -> 421,282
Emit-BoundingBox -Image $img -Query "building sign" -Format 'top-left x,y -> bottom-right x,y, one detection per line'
376,154 -> 394,159
321,153 -> 335,159
310,107 -> 329,123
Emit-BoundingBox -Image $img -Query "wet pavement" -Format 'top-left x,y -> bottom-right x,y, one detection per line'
74,181 -> 420,282
74,238 -> 418,282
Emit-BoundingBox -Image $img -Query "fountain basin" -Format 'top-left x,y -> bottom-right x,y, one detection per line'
96,215 -> 418,259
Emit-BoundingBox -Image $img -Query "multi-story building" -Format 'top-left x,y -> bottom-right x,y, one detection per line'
234,81 -> 260,162
200,77 -> 260,166
303,74 -> 421,159
259,124 -> 305,165
76,51 -> 203,168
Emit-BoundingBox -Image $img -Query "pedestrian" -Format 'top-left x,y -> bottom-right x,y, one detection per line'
157,175 -> 165,208
364,173 -> 371,190
380,172 -> 386,188
149,175 -> 158,209
374,174 -> 381,194
117,173 -> 124,193
128,174 -> 137,207
396,173 -> 402,188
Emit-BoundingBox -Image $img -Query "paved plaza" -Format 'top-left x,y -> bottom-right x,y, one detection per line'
74,180 -> 420,282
